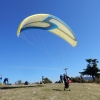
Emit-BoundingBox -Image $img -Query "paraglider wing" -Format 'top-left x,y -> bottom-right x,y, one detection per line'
17,14 -> 77,47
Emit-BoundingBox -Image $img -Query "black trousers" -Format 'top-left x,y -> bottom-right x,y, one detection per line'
64,81 -> 69,88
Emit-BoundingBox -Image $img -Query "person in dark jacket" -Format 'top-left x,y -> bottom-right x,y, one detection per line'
3,78 -> 9,85
60,74 -> 63,83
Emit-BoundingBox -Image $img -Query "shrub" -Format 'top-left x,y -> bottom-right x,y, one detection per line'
95,78 -> 100,84
44,77 -> 52,83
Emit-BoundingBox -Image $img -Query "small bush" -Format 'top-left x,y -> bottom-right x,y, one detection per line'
71,77 -> 80,83
95,78 -> 100,84
87,80 -> 94,83
34,82 -> 40,84
44,77 -> 52,83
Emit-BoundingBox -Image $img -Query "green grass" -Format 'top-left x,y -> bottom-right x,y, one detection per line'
0,83 -> 100,100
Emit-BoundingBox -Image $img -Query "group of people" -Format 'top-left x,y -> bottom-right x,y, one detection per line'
60,74 -> 71,91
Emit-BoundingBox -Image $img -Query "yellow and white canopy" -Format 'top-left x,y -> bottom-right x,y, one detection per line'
17,14 -> 77,47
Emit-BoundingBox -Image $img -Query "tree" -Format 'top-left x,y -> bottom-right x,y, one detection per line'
44,77 -> 52,83
17,80 -> 22,84
79,59 -> 100,82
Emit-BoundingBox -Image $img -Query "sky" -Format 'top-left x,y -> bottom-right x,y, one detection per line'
0,0 -> 100,84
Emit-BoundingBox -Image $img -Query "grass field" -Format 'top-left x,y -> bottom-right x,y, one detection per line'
0,83 -> 100,100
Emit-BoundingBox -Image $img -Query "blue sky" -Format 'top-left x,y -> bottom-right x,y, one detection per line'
0,0 -> 100,84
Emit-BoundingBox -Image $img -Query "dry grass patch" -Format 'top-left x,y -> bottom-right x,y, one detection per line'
0,83 -> 100,100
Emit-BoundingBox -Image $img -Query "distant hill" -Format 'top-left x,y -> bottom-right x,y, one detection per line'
75,76 -> 93,80
83,77 -> 93,80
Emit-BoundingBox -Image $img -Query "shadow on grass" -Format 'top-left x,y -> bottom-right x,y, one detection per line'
52,89 -> 62,91
52,88 -> 71,91
0,84 -> 44,90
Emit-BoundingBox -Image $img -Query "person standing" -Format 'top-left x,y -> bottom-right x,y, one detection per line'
42,76 -> 45,84
60,74 -> 63,83
63,74 -> 71,91
0,75 -> 2,84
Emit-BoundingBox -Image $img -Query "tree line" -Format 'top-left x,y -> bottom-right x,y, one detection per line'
2,58 -> 100,85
